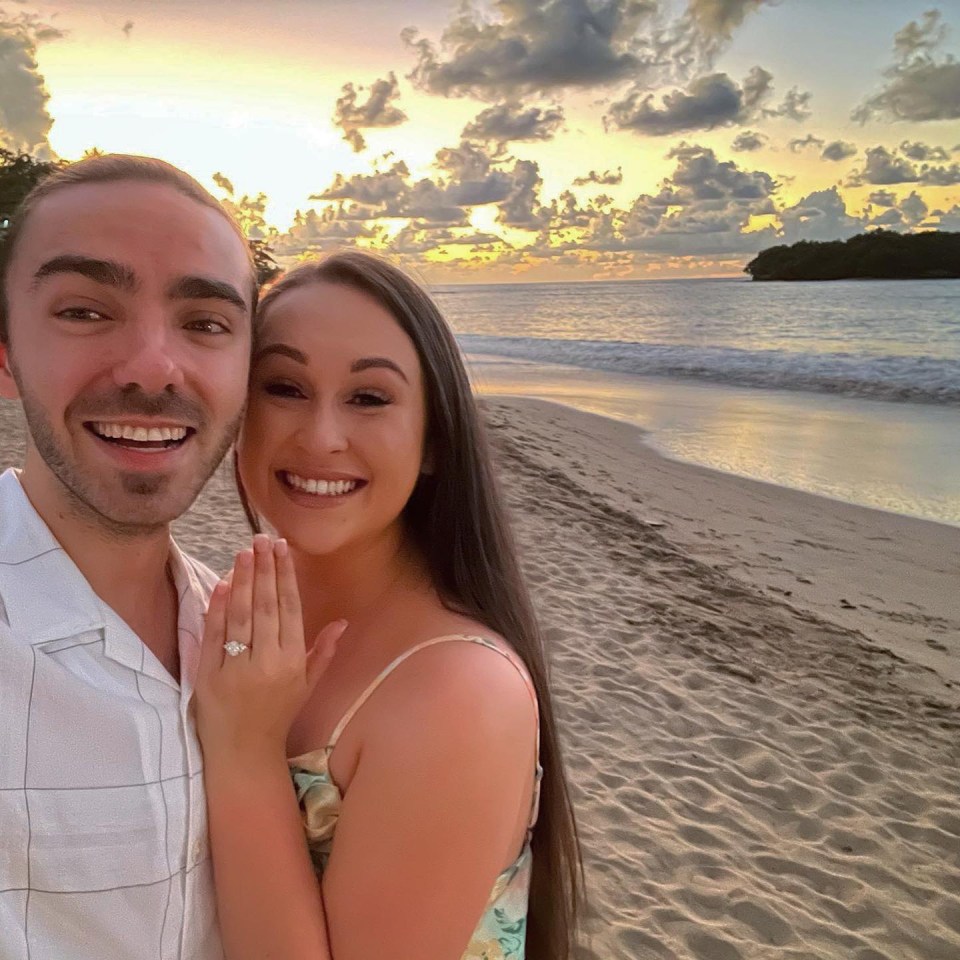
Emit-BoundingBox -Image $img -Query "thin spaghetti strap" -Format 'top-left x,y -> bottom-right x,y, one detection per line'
326,634 -> 539,753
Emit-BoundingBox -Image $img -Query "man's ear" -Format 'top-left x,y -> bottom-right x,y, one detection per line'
0,341 -> 21,400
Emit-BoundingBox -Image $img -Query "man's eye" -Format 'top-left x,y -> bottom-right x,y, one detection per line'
185,317 -> 230,334
350,391 -> 390,407
57,307 -> 108,322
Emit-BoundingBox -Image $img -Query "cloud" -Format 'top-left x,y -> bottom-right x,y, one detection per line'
0,9 -> 63,151
573,167 -> 623,186
788,133 -> 824,153
849,143 -> 960,186
606,68 -> 762,135
918,161 -> 960,185
309,140 -> 551,230
898,190 -> 929,224
898,139 -> 950,161
821,140 -> 857,162
403,0 -> 659,99
332,72 -> 408,153
854,10 -> 960,123
848,145 -> 919,185
606,65 -> 811,135
122,20 -> 134,38
867,189 -> 897,207
461,100 -> 564,144
731,129 -> 767,151
778,187 -> 866,244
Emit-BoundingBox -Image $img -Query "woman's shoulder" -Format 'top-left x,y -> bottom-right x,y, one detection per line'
367,623 -> 538,744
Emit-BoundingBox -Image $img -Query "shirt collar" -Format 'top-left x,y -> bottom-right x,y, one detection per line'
0,469 -> 211,689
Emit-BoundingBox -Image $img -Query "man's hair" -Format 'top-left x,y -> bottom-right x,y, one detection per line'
0,154 -> 257,343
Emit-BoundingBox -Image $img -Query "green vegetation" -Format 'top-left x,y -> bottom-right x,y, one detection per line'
0,150 -> 281,286
745,230 -> 960,281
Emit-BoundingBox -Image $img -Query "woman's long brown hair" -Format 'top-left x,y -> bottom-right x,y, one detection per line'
241,250 -> 584,959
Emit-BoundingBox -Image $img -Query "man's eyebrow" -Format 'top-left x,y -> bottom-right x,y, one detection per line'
32,255 -> 138,291
168,276 -> 247,311
253,343 -> 309,365
351,357 -> 409,383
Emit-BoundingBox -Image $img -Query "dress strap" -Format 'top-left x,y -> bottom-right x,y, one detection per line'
328,634 -> 536,743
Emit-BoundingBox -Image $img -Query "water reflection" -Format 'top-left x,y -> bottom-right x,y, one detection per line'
468,355 -> 960,527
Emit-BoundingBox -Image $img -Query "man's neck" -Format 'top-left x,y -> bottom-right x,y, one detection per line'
18,464 -> 181,677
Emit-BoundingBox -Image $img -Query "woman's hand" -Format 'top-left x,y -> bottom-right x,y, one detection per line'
195,533 -> 348,764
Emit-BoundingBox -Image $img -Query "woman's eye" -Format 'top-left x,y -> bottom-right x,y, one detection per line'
349,391 -> 391,407
56,307 -> 108,323
263,381 -> 305,399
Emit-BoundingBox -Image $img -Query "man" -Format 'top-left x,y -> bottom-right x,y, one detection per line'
0,155 -> 256,960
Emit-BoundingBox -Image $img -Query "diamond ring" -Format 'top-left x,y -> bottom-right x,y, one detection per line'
223,640 -> 249,657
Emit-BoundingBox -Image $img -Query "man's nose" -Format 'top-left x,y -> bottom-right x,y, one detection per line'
110,323 -> 186,394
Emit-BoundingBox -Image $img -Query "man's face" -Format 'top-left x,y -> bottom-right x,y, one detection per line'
0,180 -> 253,533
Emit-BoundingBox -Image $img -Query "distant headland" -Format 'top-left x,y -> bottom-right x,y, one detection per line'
745,230 -> 960,281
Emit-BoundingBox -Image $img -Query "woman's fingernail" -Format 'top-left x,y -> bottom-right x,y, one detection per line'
274,538 -> 288,558
215,579 -> 229,595
253,534 -> 270,553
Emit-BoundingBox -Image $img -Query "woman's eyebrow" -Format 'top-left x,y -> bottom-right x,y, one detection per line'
253,343 -> 309,365
351,356 -> 409,383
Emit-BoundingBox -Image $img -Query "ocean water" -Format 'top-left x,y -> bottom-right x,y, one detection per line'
433,278 -> 960,526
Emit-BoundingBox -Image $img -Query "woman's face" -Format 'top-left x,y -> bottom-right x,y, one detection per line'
238,280 -> 428,558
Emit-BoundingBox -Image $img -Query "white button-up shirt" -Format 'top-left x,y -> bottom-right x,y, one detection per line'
0,468 -> 224,960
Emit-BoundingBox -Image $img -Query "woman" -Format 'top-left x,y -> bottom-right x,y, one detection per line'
194,251 -> 582,960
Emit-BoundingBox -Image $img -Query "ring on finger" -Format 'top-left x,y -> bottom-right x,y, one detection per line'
223,640 -> 249,657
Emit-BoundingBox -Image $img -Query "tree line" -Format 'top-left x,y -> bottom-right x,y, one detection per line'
745,230 -> 960,281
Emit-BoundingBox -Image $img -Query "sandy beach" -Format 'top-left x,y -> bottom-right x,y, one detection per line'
2,395 -> 959,960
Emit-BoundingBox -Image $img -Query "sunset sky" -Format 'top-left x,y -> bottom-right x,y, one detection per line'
3,0 -> 959,281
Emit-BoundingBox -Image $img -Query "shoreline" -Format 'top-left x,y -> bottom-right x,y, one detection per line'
467,355 -> 960,529
482,395 -> 960,696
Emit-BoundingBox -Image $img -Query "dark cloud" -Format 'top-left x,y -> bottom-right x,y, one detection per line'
731,130 -> 767,151
867,189 -> 897,207
403,0 -> 659,99
898,190 -> 929,224
768,86 -> 812,121
606,68 -> 763,135
0,9 -> 63,150
849,143 -> 960,186
853,10 -> 960,123
333,72 -> 408,153
573,167 -> 623,186
848,145 -> 919,185
918,161 -> 960,185
788,133 -> 824,153
461,100 -> 564,144
606,65 -> 810,135
309,141 -> 550,231
898,139 -> 950,161
821,140 -> 857,162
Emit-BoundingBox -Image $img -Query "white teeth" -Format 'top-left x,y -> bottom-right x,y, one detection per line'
92,422 -> 188,443
285,473 -> 357,497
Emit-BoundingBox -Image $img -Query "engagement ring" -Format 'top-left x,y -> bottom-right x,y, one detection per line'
223,640 -> 249,657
